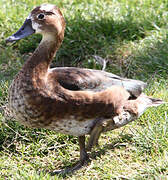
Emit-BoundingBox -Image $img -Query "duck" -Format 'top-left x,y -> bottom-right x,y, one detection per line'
6,4 -> 164,174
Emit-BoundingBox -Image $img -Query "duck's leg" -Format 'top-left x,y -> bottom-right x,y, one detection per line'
87,124 -> 103,151
87,111 -> 134,151
51,136 -> 89,175
78,136 -> 89,165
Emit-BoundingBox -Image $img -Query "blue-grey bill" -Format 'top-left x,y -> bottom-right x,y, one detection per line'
6,19 -> 35,42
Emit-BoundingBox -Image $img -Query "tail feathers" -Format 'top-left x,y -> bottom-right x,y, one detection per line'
134,93 -> 165,117
147,97 -> 165,107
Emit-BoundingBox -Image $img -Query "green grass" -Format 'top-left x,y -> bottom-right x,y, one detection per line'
0,0 -> 168,179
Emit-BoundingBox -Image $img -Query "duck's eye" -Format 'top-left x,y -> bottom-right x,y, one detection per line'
37,13 -> 45,20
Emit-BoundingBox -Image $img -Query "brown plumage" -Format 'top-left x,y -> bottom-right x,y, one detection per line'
6,4 -> 164,174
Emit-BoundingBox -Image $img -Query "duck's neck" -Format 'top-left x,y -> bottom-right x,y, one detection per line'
22,33 -> 63,76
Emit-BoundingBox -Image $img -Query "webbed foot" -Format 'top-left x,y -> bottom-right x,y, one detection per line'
50,136 -> 89,175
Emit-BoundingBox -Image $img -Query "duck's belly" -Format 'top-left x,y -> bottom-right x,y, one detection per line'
46,117 -> 96,136
10,99 -> 96,136
12,110 -> 96,136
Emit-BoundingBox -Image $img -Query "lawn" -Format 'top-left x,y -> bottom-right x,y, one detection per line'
0,0 -> 168,179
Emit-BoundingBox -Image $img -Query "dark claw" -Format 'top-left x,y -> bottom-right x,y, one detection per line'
50,158 -> 89,176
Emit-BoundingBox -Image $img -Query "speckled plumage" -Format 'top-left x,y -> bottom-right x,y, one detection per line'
7,4 -> 164,174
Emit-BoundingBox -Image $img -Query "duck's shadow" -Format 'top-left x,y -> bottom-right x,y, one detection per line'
46,133 -> 133,178
0,120 -> 133,177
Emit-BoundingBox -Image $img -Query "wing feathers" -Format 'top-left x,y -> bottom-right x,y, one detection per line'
49,67 -> 146,97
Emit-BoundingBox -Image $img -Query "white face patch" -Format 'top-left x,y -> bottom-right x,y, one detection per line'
32,21 -> 42,32
40,4 -> 54,12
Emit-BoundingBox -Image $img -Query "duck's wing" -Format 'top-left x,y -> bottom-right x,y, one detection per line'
48,67 -> 147,97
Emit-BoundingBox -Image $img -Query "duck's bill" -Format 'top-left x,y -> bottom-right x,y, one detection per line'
6,18 -> 35,43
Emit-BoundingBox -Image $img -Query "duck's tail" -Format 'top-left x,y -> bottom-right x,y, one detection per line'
125,93 -> 165,117
137,93 -> 165,106
145,96 -> 165,107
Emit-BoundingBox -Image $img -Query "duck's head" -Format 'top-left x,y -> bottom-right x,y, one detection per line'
6,4 -> 66,42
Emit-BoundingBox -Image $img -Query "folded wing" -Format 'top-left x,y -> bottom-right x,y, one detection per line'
49,67 -> 147,98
